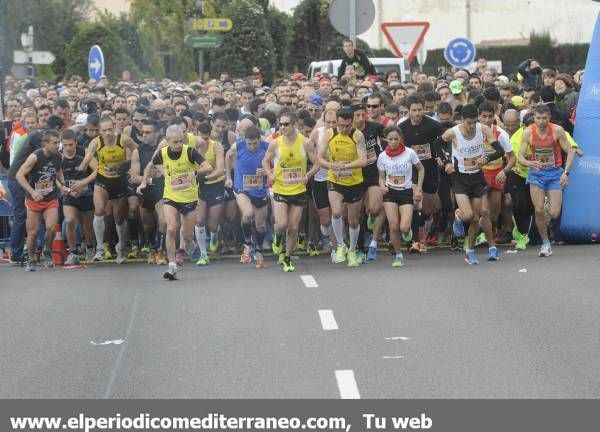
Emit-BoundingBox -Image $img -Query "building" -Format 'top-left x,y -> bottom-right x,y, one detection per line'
92,0 -> 130,16
272,0 -> 598,49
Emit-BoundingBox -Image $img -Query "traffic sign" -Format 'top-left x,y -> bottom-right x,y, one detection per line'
88,45 -> 105,81
329,0 -> 375,38
184,34 -> 223,48
14,50 -> 55,64
189,18 -> 232,31
380,22 -> 430,64
444,38 -> 476,68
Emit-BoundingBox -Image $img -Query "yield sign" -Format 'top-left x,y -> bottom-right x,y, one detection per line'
380,22 -> 430,63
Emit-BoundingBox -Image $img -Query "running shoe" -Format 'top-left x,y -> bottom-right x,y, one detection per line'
392,253 -> 405,267
297,235 -> 306,251
409,241 -> 426,254
308,243 -> 320,256
25,260 -> 35,272
282,260 -> 296,272
334,244 -> 348,263
515,234 -> 529,251
464,250 -> 480,265
475,232 -> 487,246
240,245 -> 252,264
196,254 -> 210,266
347,250 -> 360,267
93,247 -> 105,262
141,243 -> 151,254
401,231 -> 413,243
426,232 -> 438,246
539,242 -> 552,257
127,244 -> 140,259
356,250 -> 366,264
155,251 -> 168,265
102,242 -> 113,260
147,249 -> 157,264
65,253 -> 80,266
278,253 -> 286,265
209,234 -> 219,253
163,263 -> 178,280
450,235 -> 462,251
367,246 -> 377,261
255,251 -> 267,268
487,246 -> 499,261
85,247 -> 95,262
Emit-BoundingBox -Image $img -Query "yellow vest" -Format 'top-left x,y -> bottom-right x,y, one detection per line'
482,126 -> 503,171
162,144 -> 199,203
97,134 -> 126,178
203,139 -> 224,184
327,128 -> 363,186
272,133 -> 307,195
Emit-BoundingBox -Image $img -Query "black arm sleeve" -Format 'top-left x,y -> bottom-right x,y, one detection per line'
337,60 -> 347,79
188,147 -> 205,165
486,141 -> 505,163
433,137 -> 452,165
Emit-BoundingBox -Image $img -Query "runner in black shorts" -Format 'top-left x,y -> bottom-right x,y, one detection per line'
399,95 -> 443,253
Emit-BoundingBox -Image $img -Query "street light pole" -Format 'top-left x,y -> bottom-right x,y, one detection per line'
466,0 -> 471,40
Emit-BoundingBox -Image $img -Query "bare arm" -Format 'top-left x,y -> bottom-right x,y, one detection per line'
224,143 -> 237,188
78,138 -> 99,171
303,136 -> 320,180
317,129 -> 332,170
16,154 -> 40,199
130,149 -> 143,185
261,140 -> 278,183
206,141 -> 225,181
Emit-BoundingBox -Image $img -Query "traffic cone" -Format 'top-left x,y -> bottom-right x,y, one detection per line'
51,224 -> 67,266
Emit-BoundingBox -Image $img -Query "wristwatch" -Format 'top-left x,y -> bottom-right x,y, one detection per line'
564,170 -> 570,176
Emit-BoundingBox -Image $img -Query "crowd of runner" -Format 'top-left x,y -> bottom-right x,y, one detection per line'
1,39 -> 584,279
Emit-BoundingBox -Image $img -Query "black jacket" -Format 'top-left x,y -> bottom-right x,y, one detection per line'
338,49 -> 376,79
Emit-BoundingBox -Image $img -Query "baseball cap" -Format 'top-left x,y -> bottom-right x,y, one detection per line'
308,95 -> 323,106
449,80 -> 463,95
75,113 -> 88,126
511,95 -> 525,108
291,72 -> 306,81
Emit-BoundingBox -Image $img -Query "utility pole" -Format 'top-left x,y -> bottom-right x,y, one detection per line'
196,0 -> 205,81
466,0 -> 472,40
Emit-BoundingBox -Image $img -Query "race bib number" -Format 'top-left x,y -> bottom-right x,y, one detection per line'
337,161 -> 352,178
170,173 -> 193,191
243,175 -> 262,190
387,175 -> 406,189
367,148 -> 377,165
103,164 -> 119,176
463,156 -> 479,173
282,167 -> 303,184
35,181 -> 53,195
535,148 -> 555,169
413,143 -> 432,160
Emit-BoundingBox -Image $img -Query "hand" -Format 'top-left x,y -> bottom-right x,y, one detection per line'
302,176 -> 309,185
31,191 -> 43,201
495,170 -> 507,185
379,185 -> 388,195
528,160 -> 542,171
256,168 -> 265,176
560,172 -> 569,188
224,178 -> 232,189
60,185 -> 71,196
136,183 -> 147,195
575,148 -> 584,157
69,180 -> 83,192
435,157 -> 443,168
476,156 -> 488,167
444,163 -> 455,175
413,188 -> 423,203
70,189 -> 82,198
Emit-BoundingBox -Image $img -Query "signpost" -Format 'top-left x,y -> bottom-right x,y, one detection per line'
328,0 -> 375,44
184,34 -> 223,49
12,26 -> 56,78
380,22 -> 430,64
189,18 -> 232,31
14,50 -> 55,65
88,45 -> 105,81
444,37 -> 476,68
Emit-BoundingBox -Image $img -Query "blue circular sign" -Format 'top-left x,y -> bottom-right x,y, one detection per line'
444,38 -> 476,68
88,45 -> 105,81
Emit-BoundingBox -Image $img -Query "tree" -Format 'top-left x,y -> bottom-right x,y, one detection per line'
206,0 -> 276,83
267,6 -> 292,77
0,0 -> 92,77
288,0 -> 372,73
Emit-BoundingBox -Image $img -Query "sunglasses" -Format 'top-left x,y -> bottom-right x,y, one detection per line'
366,104 -> 380,109
281,102 -> 293,106
279,122 -> 291,127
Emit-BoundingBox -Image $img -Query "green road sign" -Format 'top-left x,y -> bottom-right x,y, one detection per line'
184,34 -> 223,48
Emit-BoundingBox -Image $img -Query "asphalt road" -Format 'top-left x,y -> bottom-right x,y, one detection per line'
1,244 -> 599,398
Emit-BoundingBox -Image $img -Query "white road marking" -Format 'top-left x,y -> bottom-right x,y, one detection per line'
318,309 -> 339,330
335,370 -> 360,399
382,356 -> 406,359
385,336 -> 410,341
300,275 -> 319,287
91,339 -> 125,346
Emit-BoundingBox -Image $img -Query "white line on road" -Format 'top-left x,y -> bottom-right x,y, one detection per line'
385,336 -> 410,341
335,370 -> 360,399
382,356 -> 406,359
318,309 -> 339,330
300,275 -> 319,287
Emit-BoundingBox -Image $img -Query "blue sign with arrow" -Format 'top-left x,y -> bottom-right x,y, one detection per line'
88,45 -> 105,81
444,38 -> 476,68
